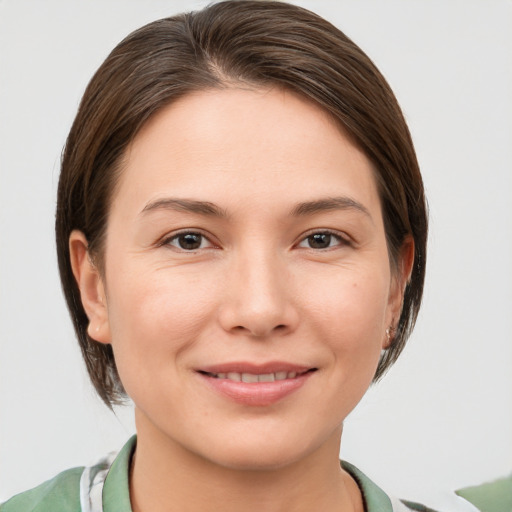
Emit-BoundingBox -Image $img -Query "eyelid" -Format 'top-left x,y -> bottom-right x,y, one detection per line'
295,228 -> 352,249
156,228 -> 352,251
158,229 -> 219,250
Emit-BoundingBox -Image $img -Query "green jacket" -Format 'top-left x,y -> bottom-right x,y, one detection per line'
0,436 -> 456,512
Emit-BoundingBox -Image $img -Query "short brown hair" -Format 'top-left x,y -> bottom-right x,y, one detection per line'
56,0 -> 427,406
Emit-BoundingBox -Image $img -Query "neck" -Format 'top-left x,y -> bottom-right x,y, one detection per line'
129,411 -> 362,512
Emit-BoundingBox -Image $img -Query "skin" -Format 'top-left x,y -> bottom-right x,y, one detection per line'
70,87 -> 413,512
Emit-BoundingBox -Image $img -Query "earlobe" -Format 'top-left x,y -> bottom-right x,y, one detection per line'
69,230 -> 111,344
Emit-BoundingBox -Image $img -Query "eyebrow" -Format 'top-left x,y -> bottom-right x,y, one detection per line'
140,196 -> 371,220
290,196 -> 372,219
141,198 -> 228,218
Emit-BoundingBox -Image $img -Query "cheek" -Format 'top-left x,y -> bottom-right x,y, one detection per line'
104,265 -> 219,384
302,266 -> 389,365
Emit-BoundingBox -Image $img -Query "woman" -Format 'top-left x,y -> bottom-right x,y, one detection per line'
2,1 -> 437,511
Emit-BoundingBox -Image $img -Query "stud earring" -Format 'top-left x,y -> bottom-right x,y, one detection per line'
385,325 -> 396,345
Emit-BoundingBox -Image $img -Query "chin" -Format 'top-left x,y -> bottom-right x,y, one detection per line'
196,426 -> 337,472
209,446 -> 308,472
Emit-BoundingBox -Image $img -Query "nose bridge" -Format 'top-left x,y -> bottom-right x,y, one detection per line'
219,243 -> 298,337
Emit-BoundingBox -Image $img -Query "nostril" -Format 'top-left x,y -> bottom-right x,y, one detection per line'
231,324 -> 288,335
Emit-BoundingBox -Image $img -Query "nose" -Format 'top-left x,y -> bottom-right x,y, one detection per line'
217,250 -> 300,338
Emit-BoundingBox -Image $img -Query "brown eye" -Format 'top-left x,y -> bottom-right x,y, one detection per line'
167,232 -> 210,250
308,233 -> 332,249
298,232 -> 344,250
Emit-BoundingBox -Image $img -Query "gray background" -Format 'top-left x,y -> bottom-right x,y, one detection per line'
1,1 -> 511,510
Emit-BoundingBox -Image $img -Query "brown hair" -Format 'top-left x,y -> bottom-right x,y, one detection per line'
56,0 -> 427,406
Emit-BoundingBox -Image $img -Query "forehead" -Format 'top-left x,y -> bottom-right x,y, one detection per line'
116,87 -> 380,217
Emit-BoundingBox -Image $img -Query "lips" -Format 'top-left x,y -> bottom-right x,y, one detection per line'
196,363 -> 317,406
201,370 -> 305,382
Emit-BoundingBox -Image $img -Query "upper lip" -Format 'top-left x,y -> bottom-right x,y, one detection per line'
197,362 -> 314,375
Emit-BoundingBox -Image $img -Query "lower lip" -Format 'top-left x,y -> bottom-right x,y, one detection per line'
198,372 -> 312,406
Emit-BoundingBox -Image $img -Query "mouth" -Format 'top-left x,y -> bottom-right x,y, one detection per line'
195,364 -> 317,406
198,368 -> 315,382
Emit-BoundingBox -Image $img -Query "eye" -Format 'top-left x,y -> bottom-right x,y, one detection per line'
298,231 -> 346,250
165,232 -> 213,251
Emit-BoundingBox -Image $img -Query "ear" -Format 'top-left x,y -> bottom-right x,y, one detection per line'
383,236 -> 415,349
69,230 -> 111,344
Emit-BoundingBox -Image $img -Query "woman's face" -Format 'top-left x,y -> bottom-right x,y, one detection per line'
78,87 -> 406,469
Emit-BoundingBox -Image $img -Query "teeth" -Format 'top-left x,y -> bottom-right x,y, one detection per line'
242,373 -> 259,383
212,371 -> 302,382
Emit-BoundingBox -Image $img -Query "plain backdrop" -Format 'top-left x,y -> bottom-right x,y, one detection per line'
1,1 -> 511,510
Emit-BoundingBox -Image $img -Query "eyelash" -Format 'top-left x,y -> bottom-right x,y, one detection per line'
160,230 -> 216,251
297,229 -> 350,250
160,229 -> 350,252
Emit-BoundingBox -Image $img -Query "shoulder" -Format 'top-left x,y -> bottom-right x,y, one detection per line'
342,460 -> 483,512
341,460 -> 437,512
1,436 -> 135,512
0,467 -> 83,512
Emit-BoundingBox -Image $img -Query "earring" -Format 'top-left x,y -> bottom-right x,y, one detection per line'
385,325 -> 396,345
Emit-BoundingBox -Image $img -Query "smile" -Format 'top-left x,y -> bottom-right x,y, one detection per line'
200,370 -> 308,382
196,364 -> 317,406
